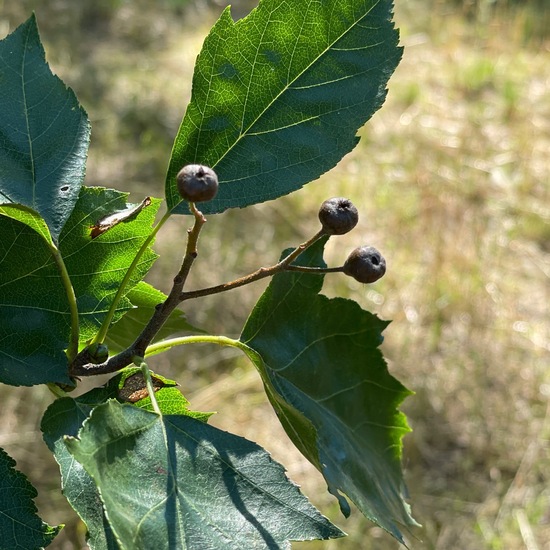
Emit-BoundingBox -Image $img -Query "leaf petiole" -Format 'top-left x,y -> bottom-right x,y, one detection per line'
90,209 -> 171,347
49,244 -> 80,362
144,334 -> 244,358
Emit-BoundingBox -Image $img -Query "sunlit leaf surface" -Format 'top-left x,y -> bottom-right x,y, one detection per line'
166,0 -> 402,214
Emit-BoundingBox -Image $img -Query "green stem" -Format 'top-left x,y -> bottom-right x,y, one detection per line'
49,244 -> 80,362
90,209 -> 172,346
144,334 -> 244,357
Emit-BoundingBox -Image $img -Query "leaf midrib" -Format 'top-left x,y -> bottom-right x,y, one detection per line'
21,23 -> 37,209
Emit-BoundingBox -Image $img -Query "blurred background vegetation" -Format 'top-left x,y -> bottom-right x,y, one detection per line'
1,0 -> 549,548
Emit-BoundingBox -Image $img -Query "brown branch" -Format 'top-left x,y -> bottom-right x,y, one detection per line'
70,204 -> 206,377
70,222 -> 333,378
179,229 -> 327,301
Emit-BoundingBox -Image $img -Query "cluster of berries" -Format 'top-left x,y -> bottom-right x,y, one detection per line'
177,165 -> 386,284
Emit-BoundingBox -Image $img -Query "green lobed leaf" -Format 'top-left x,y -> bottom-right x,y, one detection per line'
0,187 -> 159,386
0,15 -> 90,243
0,214 -> 72,386
240,238 -> 417,543
64,400 -> 344,549
166,0 -> 402,214
41,369 -> 207,550
58,187 -> 161,344
0,446 -> 62,550
105,281 -> 205,354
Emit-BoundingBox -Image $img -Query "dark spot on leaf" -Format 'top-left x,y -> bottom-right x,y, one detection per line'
219,62 -> 238,79
207,115 -> 232,132
263,49 -> 281,66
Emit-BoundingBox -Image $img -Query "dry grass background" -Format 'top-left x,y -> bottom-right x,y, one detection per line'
0,0 -> 549,548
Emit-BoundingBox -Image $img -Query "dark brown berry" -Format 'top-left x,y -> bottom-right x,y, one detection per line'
343,246 -> 386,283
318,197 -> 359,235
176,164 -> 219,203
